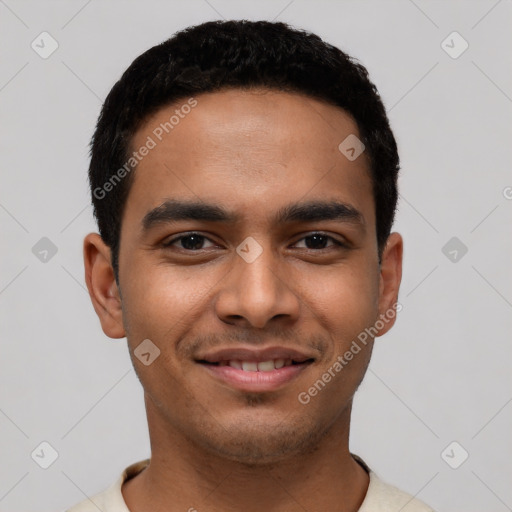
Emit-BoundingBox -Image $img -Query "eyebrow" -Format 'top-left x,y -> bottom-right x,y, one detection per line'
141,199 -> 365,233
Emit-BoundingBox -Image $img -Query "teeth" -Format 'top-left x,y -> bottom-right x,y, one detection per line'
241,361 -> 258,372
224,359 -> 296,371
257,360 -> 275,372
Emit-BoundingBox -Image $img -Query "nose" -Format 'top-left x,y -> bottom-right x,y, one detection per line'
214,244 -> 301,329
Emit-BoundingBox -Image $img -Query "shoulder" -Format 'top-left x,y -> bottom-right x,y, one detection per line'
353,455 -> 435,512
65,459 -> 150,512
359,471 -> 435,512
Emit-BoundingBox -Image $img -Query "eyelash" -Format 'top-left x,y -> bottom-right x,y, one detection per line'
161,232 -> 347,251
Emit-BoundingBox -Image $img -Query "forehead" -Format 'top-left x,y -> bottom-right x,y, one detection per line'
124,88 -> 373,230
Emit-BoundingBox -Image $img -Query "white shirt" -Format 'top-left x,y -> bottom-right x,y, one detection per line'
66,456 -> 434,512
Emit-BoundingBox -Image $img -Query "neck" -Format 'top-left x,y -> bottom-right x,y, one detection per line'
122,398 -> 369,512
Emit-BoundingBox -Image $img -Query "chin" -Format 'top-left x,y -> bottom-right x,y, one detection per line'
193,418 -> 325,466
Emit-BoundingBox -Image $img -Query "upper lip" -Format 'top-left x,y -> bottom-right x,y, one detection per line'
196,346 -> 316,364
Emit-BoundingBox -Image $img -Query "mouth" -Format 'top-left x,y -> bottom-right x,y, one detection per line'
195,347 -> 316,392
199,358 -> 313,371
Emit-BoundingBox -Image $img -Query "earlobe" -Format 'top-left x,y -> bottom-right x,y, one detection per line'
376,232 -> 403,337
83,233 -> 126,339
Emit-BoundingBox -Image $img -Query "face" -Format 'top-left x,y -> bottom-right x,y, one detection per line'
84,88 -> 402,465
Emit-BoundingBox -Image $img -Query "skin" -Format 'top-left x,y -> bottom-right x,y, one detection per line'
84,88 -> 403,512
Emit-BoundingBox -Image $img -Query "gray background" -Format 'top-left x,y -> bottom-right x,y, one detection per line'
1,1 -> 511,511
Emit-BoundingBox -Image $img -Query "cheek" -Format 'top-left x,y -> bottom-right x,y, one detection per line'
302,262 -> 380,337
120,260 -> 225,353
120,268 -> 207,395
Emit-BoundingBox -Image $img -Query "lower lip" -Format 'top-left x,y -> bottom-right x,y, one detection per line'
199,363 -> 311,392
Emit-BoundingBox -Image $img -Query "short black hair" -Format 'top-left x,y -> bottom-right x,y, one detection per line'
89,20 -> 399,282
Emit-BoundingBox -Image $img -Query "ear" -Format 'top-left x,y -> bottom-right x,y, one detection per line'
375,232 -> 403,337
83,233 -> 126,339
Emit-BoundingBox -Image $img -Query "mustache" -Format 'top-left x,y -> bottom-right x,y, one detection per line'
178,329 -> 327,359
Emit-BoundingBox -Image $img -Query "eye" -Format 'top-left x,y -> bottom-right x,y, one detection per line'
161,232 -> 347,253
292,233 -> 346,250
162,233 -> 217,251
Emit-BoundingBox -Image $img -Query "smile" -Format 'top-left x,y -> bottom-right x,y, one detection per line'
197,354 -> 314,392
205,358 -> 305,371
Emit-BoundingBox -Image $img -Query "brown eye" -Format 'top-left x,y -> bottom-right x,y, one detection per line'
163,233 -> 215,251
293,233 -> 345,250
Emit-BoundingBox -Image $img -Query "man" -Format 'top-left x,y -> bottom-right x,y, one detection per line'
69,19 -> 434,512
